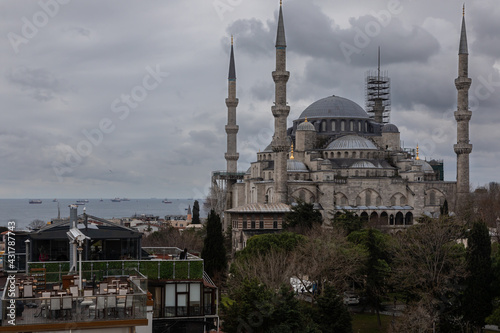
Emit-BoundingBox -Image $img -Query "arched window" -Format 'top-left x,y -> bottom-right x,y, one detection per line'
321,120 -> 326,132
360,152 -> 364,158
352,152 -> 356,158
356,196 -> 361,206
350,121 -> 354,131
355,170 -> 359,177
331,120 -> 336,131
358,121 -> 362,132
341,120 -> 345,131
365,122 -> 368,132
365,190 -> 371,206
391,196 -> 396,206
430,191 -> 436,205
344,151 -> 349,158
337,152 -> 341,158
299,190 -> 306,201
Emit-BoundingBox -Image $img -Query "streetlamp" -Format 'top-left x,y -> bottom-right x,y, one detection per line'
24,239 -> 30,273
77,245 -> 83,293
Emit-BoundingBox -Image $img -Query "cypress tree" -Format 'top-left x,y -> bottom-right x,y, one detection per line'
463,220 -> 493,330
192,200 -> 200,224
201,210 -> 227,277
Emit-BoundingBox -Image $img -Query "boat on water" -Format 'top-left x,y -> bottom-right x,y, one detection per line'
121,198 -> 130,201
76,199 -> 89,204
162,199 -> 172,203
52,199 -> 58,202
29,199 -> 42,204
111,198 -> 121,202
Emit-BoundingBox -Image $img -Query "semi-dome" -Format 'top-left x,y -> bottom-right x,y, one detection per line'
327,135 -> 378,150
351,160 -> 378,168
287,159 -> 308,171
299,95 -> 369,120
382,123 -> 399,133
297,120 -> 316,131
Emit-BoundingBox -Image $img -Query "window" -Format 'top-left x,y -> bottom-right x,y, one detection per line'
321,121 -> 326,132
190,283 -> 201,315
331,120 -> 336,131
273,221 -> 278,229
341,120 -> 345,131
259,221 -> 264,229
251,221 -> 255,229
350,121 -> 354,131
243,221 -> 247,229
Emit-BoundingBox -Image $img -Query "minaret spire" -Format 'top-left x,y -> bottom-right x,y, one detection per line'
271,1 -> 290,204
225,37 -> 239,175
454,6 -> 472,207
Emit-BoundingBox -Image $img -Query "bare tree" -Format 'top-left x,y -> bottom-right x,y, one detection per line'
390,216 -> 467,325
289,227 -> 366,297
29,219 -> 46,230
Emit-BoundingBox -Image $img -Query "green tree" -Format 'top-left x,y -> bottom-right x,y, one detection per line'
332,210 -> 364,235
222,279 -> 309,333
348,228 -> 391,326
440,199 -> 449,216
283,201 -> 323,233
192,200 -> 200,224
201,210 -> 227,278
463,220 -> 493,331
315,284 -> 353,333
236,232 -> 305,260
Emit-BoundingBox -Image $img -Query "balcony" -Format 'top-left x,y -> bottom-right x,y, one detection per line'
0,273 -> 148,332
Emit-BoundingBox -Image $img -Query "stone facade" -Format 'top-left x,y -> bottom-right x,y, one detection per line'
222,4 -> 469,249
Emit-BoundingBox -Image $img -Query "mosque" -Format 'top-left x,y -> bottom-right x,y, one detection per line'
214,3 -> 472,250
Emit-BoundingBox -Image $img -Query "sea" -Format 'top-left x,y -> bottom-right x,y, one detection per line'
0,198 -> 206,231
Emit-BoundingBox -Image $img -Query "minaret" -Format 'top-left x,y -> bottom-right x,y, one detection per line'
271,1 -> 291,203
225,36 -> 239,174
454,5 -> 472,205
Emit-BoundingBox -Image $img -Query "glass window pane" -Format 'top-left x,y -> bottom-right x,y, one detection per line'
165,284 -> 175,306
190,284 -> 200,302
177,283 -> 187,292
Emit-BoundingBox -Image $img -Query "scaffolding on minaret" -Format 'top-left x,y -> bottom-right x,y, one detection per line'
365,48 -> 391,124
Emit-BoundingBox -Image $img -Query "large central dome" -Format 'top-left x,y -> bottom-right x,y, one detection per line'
298,95 -> 369,120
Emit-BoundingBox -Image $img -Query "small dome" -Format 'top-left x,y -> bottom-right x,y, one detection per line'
299,95 -> 369,120
297,120 -> 316,131
287,160 -> 308,171
351,160 -> 377,168
414,160 -> 435,174
382,123 -> 399,133
327,135 -> 378,150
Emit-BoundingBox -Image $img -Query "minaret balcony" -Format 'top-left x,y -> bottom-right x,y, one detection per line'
272,71 -> 290,83
454,142 -> 472,155
225,153 -> 239,160
225,98 -> 239,107
455,77 -> 471,90
225,124 -> 239,134
271,105 -> 290,117
454,110 -> 472,121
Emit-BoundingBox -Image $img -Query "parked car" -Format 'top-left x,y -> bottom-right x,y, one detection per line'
343,292 -> 360,305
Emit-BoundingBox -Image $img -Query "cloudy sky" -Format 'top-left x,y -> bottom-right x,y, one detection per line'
1,0 -> 499,199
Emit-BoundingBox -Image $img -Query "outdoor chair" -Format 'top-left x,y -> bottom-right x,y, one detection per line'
49,296 -> 61,319
89,296 -> 105,318
117,295 -> 133,316
61,296 -> 72,319
107,294 -> 117,317
23,284 -> 33,298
